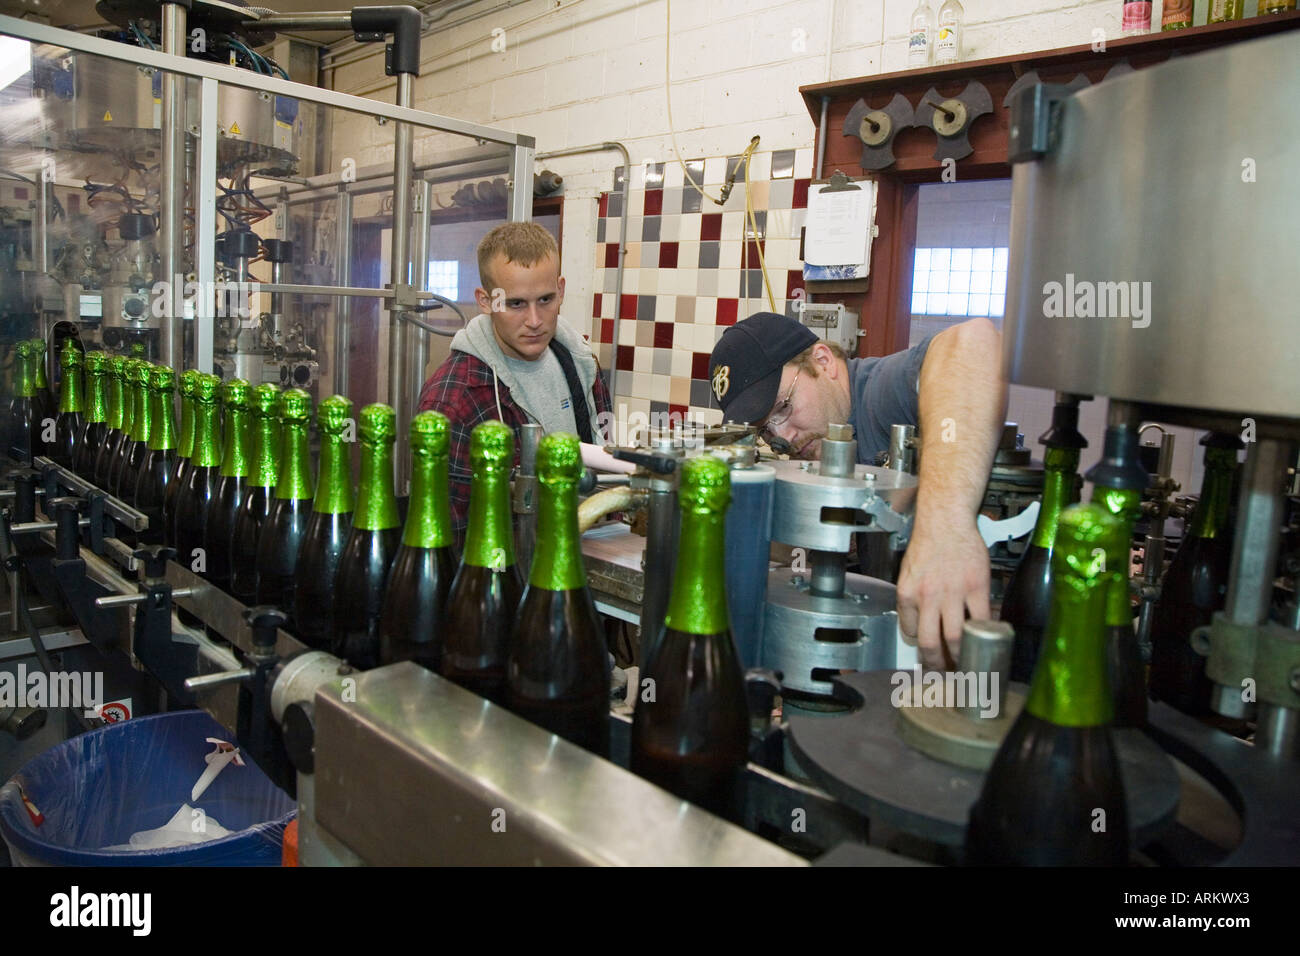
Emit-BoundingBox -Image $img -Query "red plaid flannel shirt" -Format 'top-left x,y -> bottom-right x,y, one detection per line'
416,346 -> 612,552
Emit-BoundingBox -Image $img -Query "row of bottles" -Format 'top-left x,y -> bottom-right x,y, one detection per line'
908,1 -> 964,68
1124,0 -> 1293,33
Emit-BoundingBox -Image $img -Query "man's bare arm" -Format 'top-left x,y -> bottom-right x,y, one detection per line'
896,317 -> 1008,669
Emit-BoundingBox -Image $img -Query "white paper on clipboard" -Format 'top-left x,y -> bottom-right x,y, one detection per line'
804,180 -> 876,268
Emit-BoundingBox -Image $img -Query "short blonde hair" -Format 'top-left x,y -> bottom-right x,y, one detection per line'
477,222 -> 559,289
791,340 -> 846,376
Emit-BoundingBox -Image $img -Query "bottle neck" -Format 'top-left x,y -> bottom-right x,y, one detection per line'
463,464 -> 514,568
85,371 -> 108,424
33,351 -> 47,389
119,378 -> 135,436
1025,556 -> 1112,727
15,353 -> 35,399
219,407 -> 251,478
353,437 -> 399,531
59,366 -> 84,414
403,451 -> 452,549
1029,446 -> 1080,549
1188,448 -> 1236,539
190,401 -> 222,468
275,421 -> 313,501
149,388 -> 177,451
530,473 -> 584,590
178,392 -> 194,458
252,416 -> 281,490
664,506 -> 729,636
106,375 -> 123,427
313,433 -> 354,515
1091,485 -> 1140,628
132,380 -> 153,444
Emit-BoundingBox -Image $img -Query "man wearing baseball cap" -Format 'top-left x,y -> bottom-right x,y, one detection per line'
709,311 -> 1006,670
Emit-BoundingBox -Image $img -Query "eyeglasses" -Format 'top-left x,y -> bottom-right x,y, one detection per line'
760,368 -> 801,439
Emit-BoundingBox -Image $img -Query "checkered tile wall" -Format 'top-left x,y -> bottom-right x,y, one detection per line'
590,147 -> 815,426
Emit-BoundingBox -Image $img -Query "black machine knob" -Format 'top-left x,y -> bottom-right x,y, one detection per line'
132,545 -> 176,580
245,605 -> 287,653
262,238 -> 293,263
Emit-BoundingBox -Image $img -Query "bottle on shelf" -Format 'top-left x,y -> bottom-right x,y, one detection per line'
52,342 -> 85,471
505,432 -> 610,756
94,354 -> 127,487
630,455 -> 749,820
1001,396 -> 1086,683
1208,0 -> 1244,22
293,394 -> 354,648
1148,433 -> 1242,718
230,383 -> 282,606
966,502 -> 1130,865
256,388 -> 315,622
163,368 -> 201,547
1122,1 -> 1153,32
172,373 -> 223,578
440,420 -> 524,703
134,365 -> 178,547
377,411 -> 456,670
1161,0 -> 1194,29
908,1 -> 935,68
934,0 -> 964,65
76,350 -> 109,479
1258,1 -> 1296,15
331,404 -> 401,670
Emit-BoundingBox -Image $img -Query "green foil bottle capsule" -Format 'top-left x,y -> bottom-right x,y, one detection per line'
206,378 -> 253,592
505,432 -> 609,755
117,359 -> 154,505
294,394 -> 355,648
164,368 -> 203,547
230,384 -> 282,604
8,341 -> 37,460
53,342 -> 85,471
94,354 -> 128,485
630,455 -> 748,820
76,350 -> 110,477
331,403 -> 401,670
441,420 -> 523,703
29,339 -> 54,445
378,411 -> 456,670
136,365 -> 179,546
256,388 -> 316,620
109,358 -> 144,497
173,373 -> 223,577
966,502 -> 1130,866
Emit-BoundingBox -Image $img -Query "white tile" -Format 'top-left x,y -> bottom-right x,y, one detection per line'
677,216 -> 701,242
649,373 -> 672,402
617,321 -> 637,346
694,298 -> 715,325
703,156 -> 727,185
657,293 -> 676,317
632,371 -> 651,398
794,147 -> 813,179
720,239 -> 742,265
747,151 -> 772,181
658,216 -> 680,242
640,269 -> 658,294
671,349 -> 693,378
633,347 -> 653,374
665,161 -> 684,188
622,270 -> 639,293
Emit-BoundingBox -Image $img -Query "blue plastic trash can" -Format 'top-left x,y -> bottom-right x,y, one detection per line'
0,710 -> 295,866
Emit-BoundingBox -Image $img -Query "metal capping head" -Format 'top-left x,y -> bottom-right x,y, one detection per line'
536,431 -> 581,484
679,454 -> 731,513
317,394 -> 353,435
193,373 -> 222,404
221,377 -> 252,409
409,410 -> 450,457
278,387 -> 311,424
358,403 -> 396,444
150,364 -> 176,391
470,419 -> 514,470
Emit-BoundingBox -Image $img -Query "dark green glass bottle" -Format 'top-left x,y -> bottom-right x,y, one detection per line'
294,395 -> 354,648
440,420 -> 524,702
117,359 -> 153,505
163,368 -> 201,547
255,388 -> 315,620
205,378 -> 253,592
173,373 -> 223,578
1002,398 -> 1086,683
630,456 -> 749,819
76,350 -> 109,478
1149,433 -> 1242,717
94,355 -> 126,486
230,383 -> 282,605
331,403 -> 401,670
53,342 -> 85,470
29,338 -> 55,455
966,502 -> 1130,866
378,411 -> 456,670
7,341 -> 36,461
108,357 -> 142,496
135,365 -> 178,546
505,432 -> 610,755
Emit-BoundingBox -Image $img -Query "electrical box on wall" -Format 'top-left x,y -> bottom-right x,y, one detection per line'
795,301 -> 860,355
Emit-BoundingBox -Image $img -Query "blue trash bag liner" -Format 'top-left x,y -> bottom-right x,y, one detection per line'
0,710 -> 295,866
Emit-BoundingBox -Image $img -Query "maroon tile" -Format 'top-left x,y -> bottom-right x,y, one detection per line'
617,345 -> 634,371
691,352 -> 711,379
653,322 -> 674,348
659,241 -> 679,269
619,294 -> 637,320
743,238 -> 766,266
786,270 -> 804,299
716,299 -> 738,326
793,178 -> 810,209
701,213 -> 722,241
644,189 -> 663,216
593,292 -> 603,318
605,244 -> 620,268
598,192 -> 608,218
670,403 -> 688,418
601,318 -> 614,343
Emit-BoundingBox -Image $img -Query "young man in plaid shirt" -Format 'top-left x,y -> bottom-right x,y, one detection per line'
416,222 -> 612,550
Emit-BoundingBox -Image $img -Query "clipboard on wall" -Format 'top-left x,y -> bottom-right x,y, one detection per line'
801,170 -> 877,284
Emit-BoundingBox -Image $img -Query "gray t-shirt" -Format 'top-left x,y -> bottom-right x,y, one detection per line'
504,349 -> 579,437
848,335 -> 933,463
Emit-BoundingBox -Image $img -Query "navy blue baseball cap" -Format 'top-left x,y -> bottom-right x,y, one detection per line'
708,312 -> 819,425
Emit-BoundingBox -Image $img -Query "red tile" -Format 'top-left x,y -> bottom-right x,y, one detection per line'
619,294 -> 637,320
786,270 -> 804,299
793,178 -> 810,209
659,241 -> 679,269
716,299 -> 738,326
617,345 -> 634,371
701,213 -> 722,241
743,238 -> 766,266
605,244 -> 620,268
598,192 -> 608,218
669,403 -> 688,418
601,318 -> 614,343
593,292 -> 603,318
691,352 -> 711,379
653,322 -> 674,348
644,189 -> 663,215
